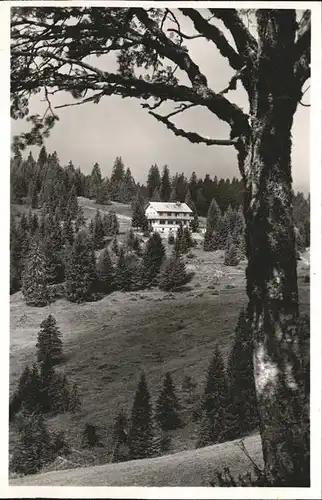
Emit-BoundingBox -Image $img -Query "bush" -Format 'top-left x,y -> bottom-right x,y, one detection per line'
168,233 -> 175,245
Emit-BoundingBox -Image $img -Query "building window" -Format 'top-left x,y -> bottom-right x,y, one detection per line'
160,220 -> 165,225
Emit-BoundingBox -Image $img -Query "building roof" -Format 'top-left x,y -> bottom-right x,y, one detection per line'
146,201 -> 193,213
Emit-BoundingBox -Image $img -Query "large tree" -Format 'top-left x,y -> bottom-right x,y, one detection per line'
11,7 -> 311,485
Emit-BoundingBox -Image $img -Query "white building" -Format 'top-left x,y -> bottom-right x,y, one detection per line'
145,201 -> 193,234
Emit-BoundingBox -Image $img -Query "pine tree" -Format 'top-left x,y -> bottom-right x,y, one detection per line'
9,363 -> 42,420
203,228 -> 214,251
115,247 -> 133,291
196,410 -> 214,449
181,227 -> 193,253
155,372 -> 182,431
226,309 -> 259,440
151,186 -> 161,201
142,232 -> 165,284
174,223 -> 184,254
10,410 -> 56,476
147,164 -> 161,199
224,235 -> 240,266
62,212 -> 74,246
169,186 -> 177,202
82,423 -> 102,448
96,178 -> 111,205
160,165 -> 171,202
22,240 -> 50,306
110,156 -> 125,185
131,189 -> 146,230
75,205 -> 86,233
67,184 -> 79,219
38,354 -> 61,414
65,229 -> 98,303
89,162 -> 102,199
97,247 -> 114,294
36,314 -> 63,364
199,347 -> 228,445
206,198 -> 221,233
159,253 -> 189,291
92,209 -> 105,249
128,372 -> 154,460
189,200 -> 199,232
111,235 -> 119,256
111,408 -> 129,463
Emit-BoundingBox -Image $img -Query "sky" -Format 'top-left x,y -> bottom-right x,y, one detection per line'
11,9 -> 310,193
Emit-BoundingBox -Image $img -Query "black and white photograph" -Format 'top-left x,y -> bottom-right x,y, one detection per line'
1,1 -> 321,496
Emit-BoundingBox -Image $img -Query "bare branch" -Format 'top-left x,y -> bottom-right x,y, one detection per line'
180,9 -> 243,70
219,65 -> 247,95
167,28 -> 204,41
149,110 -> 238,146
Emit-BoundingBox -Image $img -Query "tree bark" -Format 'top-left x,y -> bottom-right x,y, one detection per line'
241,11 -> 310,486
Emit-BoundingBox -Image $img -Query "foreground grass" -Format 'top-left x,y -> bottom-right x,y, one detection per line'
11,434 -> 262,486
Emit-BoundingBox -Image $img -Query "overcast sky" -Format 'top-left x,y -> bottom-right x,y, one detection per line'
11,9 -> 310,193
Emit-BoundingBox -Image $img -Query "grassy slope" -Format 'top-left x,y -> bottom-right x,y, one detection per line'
11,434 -> 262,486
9,199 -> 310,481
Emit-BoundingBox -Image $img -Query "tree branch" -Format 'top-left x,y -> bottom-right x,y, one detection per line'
210,9 -> 258,62
149,110 -> 238,146
180,9 -> 243,70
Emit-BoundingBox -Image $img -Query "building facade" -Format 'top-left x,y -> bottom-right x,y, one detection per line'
145,201 -> 193,234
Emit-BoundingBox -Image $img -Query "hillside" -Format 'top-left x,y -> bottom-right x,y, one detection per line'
11,434 -> 262,486
9,200 -> 310,480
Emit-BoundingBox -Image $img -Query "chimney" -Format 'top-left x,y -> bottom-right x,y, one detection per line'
176,201 -> 181,206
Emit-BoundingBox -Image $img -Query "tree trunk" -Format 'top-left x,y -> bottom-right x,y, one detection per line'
242,11 -> 310,486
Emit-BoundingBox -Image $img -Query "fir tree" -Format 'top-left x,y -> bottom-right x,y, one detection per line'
9,363 -> 42,420
65,229 -> 98,303
203,228 -> 214,251
226,310 -> 259,439
111,408 -> 129,463
82,423 -> 102,448
22,240 -> 50,307
111,235 -> 119,256
36,314 -> 63,364
199,347 -> 228,445
160,165 -> 171,202
62,213 -> 74,246
169,186 -> 177,202
224,236 -> 240,266
110,156 -> 125,185
89,162 -> 102,199
96,178 -> 111,205
115,247 -> 133,291
206,198 -> 221,234
75,205 -> 86,233
91,209 -> 105,249
131,189 -> 146,230
147,164 -> 161,199
181,227 -> 193,253
174,223 -> 184,254
196,410 -> 214,449
142,232 -> 165,284
97,247 -> 114,294
67,184 -> 79,219
10,410 -> 56,476
159,253 -> 190,291
155,372 -> 182,431
151,186 -> 161,201
190,200 -> 199,232
128,372 -> 154,460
